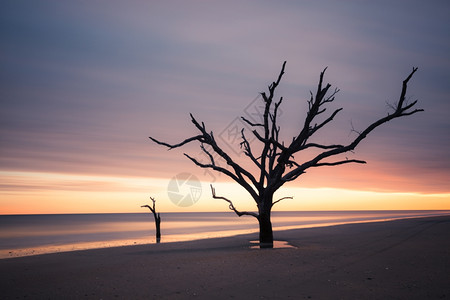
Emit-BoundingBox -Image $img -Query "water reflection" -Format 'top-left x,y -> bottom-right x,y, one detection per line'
1,211 -> 449,258
250,240 -> 296,249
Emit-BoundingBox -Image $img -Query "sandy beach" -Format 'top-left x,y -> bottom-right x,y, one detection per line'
1,215 -> 449,299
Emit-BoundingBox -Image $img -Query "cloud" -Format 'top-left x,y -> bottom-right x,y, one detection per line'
1,0 -> 449,210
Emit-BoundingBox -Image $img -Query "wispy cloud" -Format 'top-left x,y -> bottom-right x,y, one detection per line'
1,0 -> 449,212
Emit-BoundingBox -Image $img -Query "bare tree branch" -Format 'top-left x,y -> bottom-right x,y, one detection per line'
151,112 -> 260,199
241,116 -> 264,127
149,135 -> 204,149
251,130 -> 288,152
308,107 -> 343,137
312,159 -> 367,167
300,143 -> 344,150
210,185 -> 259,218
256,61 -> 287,188
184,153 -> 239,183
271,196 -> 293,208
141,197 -> 157,213
279,67 -> 422,186
184,153 -> 259,200
240,129 -> 264,172
200,143 -> 215,166
397,67 -> 418,110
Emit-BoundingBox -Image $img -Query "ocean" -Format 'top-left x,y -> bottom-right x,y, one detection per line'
1,210 -> 449,258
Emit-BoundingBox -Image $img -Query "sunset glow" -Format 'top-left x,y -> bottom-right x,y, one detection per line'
1,1 -> 449,215
1,171 -> 449,215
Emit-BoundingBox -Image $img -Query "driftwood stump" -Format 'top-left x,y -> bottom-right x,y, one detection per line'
141,197 -> 161,243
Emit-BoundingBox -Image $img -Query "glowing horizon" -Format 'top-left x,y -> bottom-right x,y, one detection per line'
1,171 -> 449,215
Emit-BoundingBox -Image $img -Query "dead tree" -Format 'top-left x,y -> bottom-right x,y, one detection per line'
150,61 -> 423,247
141,197 -> 161,243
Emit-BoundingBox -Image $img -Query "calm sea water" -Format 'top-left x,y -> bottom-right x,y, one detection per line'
1,210 -> 449,258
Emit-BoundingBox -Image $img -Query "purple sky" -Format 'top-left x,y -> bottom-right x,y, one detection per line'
1,1 -> 449,200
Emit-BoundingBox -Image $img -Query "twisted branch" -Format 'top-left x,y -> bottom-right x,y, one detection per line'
271,196 -> 293,208
210,185 -> 258,218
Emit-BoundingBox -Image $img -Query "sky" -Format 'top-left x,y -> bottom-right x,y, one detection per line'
1,1 -> 449,214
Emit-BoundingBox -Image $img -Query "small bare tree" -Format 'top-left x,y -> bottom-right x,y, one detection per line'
141,197 -> 161,243
150,61 -> 422,247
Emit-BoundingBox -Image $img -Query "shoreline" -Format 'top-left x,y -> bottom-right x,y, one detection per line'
1,215 -> 449,299
2,211 -> 449,259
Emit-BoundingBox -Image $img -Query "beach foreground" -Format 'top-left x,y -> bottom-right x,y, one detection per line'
1,216 -> 449,299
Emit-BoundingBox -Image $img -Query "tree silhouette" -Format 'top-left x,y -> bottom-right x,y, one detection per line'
141,197 -> 161,243
150,61 -> 422,247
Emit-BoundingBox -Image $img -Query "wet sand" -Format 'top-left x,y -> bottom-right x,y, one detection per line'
1,215 -> 449,299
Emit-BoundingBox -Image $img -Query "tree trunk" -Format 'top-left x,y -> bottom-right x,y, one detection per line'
155,213 -> 161,243
258,212 -> 273,248
258,193 -> 274,248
